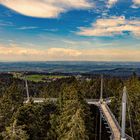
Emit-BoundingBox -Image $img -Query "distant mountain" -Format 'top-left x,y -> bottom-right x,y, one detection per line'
0,61 -> 140,76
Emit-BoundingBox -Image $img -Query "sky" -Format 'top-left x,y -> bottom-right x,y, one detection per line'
0,0 -> 140,61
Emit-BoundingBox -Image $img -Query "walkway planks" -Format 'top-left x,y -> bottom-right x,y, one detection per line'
100,102 -> 121,140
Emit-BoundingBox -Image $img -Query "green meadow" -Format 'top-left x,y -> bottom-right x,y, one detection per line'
13,73 -> 69,82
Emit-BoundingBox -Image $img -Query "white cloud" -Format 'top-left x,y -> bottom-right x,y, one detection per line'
107,0 -> 118,8
44,28 -> 58,32
0,43 -> 82,61
0,20 -> 13,27
77,16 -> 140,37
131,4 -> 139,8
132,0 -> 140,8
0,43 -> 140,61
0,0 -> 94,18
17,26 -> 38,30
133,0 -> 140,5
47,47 -> 82,57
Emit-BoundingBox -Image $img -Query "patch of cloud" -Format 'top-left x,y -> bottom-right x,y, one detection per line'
0,43 -> 140,61
0,20 -> 14,27
17,26 -> 38,30
77,16 -> 140,37
61,39 -> 78,45
132,0 -> 140,8
44,28 -> 58,32
131,4 -> 139,8
133,0 -> 140,5
0,0 -> 94,18
107,0 -> 118,8
47,48 -> 82,57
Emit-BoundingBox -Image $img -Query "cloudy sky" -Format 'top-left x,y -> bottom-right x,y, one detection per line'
0,0 -> 140,61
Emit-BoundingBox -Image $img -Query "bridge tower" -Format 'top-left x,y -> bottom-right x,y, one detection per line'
99,74 -> 103,140
25,78 -> 30,103
121,86 -> 127,140
100,74 -> 103,102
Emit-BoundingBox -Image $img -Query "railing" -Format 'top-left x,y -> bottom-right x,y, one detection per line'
24,98 -> 111,103
99,104 -> 115,140
105,104 -> 121,130
105,104 -> 134,140
23,98 -> 57,103
24,98 -> 101,104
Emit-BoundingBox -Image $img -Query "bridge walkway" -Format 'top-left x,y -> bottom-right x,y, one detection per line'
100,102 -> 121,140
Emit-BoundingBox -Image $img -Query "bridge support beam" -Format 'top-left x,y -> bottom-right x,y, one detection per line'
100,75 -> 103,103
25,78 -> 30,103
99,112 -> 102,140
99,75 -> 103,140
121,87 -> 127,140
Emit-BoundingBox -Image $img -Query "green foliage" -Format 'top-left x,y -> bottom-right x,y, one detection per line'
110,75 -> 140,140
0,82 -> 24,132
14,101 -> 57,140
125,76 -> 140,139
15,74 -> 69,82
0,73 -> 140,140
57,84 -> 94,140
41,76 -> 76,98
2,120 -> 29,140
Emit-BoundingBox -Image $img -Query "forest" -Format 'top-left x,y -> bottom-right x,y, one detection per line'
0,73 -> 140,140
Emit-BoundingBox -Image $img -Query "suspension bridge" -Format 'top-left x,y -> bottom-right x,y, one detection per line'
24,76 -> 134,140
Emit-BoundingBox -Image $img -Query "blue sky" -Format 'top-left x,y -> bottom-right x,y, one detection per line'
0,0 -> 140,61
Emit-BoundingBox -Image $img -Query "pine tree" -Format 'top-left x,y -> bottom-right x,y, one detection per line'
125,76 -> 140,139
57,84 -> 94,140
2,120 -> 29,140
0,82 -> 24,132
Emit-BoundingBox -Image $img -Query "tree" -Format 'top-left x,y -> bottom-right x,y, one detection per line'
0,82 -> 24,132
57,100 -> 89,140
61,108 -> 88,140
2,120 -> 29,140
110,75 -> 140,140
125,76 -> 140,139
15,101 -> 57,140
57,84 -> 94,140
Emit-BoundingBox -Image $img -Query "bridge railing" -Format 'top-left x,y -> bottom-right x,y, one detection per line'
99,104 -> 115,140
105,104 -> 134,140
24,98 -> 111,104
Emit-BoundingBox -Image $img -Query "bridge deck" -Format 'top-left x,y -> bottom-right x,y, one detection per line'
100,102 -> 121,140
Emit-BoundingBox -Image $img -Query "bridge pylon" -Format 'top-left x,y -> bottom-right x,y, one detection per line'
121,86 -> 127,140
99,75 -> 103,140
100,74 -> 103,103
25,77 -> 30,103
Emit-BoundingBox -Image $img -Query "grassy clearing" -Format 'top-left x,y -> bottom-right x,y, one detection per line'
13,73 -> 69,82
27,75 -> 68,82
26,75 -> 46,82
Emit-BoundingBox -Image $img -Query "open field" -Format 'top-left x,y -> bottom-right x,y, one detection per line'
26,75 -> 68,82
13,73 -> 69,82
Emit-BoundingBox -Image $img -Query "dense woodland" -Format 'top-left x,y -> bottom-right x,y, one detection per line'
0,73 -> 140,140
